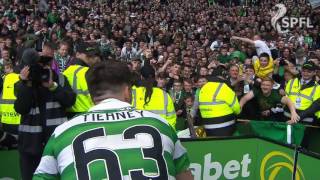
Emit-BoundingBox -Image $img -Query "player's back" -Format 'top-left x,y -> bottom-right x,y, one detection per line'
33,105 -> 189,180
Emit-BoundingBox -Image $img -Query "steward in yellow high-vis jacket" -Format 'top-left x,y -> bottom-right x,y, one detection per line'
131,65 -> 177,129
0,72 -> 21,134
63,43 -> 100,118
132,86 -> 176,128
285,61 -> 320,122
198,77 -> 241,136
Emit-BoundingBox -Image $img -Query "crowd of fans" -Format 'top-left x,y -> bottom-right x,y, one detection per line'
0,0 -> 320,179
1,1 -> 320,179
0,0 -> 319,134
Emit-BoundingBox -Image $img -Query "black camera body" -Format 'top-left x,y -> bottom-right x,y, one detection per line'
29,64 -> 50,85
279,58 -> 288,66
28,56 -> 53,85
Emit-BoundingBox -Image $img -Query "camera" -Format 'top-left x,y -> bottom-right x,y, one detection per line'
279,58 -> 287,66
28,56 -> 52,85
29,64 -> 50,85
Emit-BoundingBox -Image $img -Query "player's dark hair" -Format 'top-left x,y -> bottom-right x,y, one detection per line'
86,61 -> 132,99
140,64 -> 156,106
142,77 -> 154,107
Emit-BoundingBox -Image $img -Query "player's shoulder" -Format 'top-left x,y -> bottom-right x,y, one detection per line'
52,114 -> 88,138
128,110 -> 172,130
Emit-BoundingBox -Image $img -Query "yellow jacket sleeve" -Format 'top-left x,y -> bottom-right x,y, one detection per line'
166,92 -> 177,129
222,84 -> 241,115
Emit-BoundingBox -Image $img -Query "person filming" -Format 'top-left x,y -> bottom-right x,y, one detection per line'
14,49 -> 76,180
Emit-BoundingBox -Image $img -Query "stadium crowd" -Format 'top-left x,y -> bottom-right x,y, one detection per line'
0,0 -> 319,179
0,0 -> 319,138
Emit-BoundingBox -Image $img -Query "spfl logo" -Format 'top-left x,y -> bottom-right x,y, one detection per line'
270,3 -> 313,34
260,151 -> 305,180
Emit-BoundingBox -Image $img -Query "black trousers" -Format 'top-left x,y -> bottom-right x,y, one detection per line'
205,124 -> 236,137
300,118 -> 320,149
301,126 -> 320,149
19,152 -> 42,180
2,124 -> 18,135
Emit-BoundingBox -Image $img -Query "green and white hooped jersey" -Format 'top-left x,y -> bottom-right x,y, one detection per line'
33,107 -> 190,180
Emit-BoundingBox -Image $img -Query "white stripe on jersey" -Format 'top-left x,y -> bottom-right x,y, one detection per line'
173,141 -> 187,160
57,133 -> 174,173
57,146 -> 73,173
53,110 -> 170,138
35,156 -> 59,175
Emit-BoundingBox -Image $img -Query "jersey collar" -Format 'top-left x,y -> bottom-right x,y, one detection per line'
89,98 -> 132,112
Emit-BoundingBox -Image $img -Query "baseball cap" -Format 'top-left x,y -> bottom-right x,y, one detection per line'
22,48 -> 40,65
77,42 -> 100,57
302,61 -> 316,71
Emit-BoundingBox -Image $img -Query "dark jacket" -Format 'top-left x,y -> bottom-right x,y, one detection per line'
14,72 -> 76,155
300,98 -> 320,120
70,58 -> 89,67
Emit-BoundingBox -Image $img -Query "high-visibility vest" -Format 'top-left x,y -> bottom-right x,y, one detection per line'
131,86 -> 177,129
63,65 -> 94,113
0,73 -> 21,125
285,78 -> 320,119
199,82 -> 240,118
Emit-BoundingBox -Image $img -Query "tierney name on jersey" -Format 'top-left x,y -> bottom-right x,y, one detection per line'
83,110 -> 145,122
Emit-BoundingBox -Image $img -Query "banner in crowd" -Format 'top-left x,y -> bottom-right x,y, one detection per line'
236,120 -> 305,145
250,121 -> 306,145
309,0 -> 320,8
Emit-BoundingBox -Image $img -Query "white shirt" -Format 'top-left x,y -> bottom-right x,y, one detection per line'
210,40 -> 223,51
254,40 -> 272,57
120,47 -> 138,61
300,79 -> 310,86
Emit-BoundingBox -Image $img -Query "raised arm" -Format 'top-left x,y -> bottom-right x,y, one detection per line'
157,58 -> 172,74
239,90 -> 254,109
281,96 -> 300,124
231,36 -> 255,45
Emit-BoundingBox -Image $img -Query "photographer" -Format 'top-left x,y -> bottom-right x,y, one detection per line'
14,49 -> 76,180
